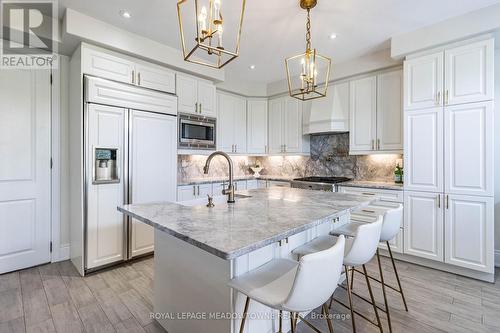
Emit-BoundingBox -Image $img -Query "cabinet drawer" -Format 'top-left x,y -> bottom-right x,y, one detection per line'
337,186 -> 403,203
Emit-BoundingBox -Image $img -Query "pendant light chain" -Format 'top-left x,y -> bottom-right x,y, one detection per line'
305,9 -> 312,52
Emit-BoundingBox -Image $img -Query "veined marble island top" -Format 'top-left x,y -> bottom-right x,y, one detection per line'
118,187 -> 373,260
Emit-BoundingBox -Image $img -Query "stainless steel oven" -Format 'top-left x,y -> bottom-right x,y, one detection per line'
178,113 -> 216,150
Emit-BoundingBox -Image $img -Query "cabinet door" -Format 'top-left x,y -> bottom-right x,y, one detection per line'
86,105 -> 126,269
198,80 -> 217,117
233,97 -> 247,154
177,75 -> 198,114
379,229 -> 404,254
247,99 -> 268,154
404,191 -> 443,261
403,52 -> 444,110
135,64 -> 176,94
268,98 -> 284,154
82,47 -> 135,84
349,76 -> 377,152
377,70 -> 403,151
444,102 -> 493,196
404,108 -> 443,193
217,93 -> 235,152
445,39 -> 494,105
331,82 -> 350,131
197,184 -> 212,198
444,195 -> 493,272
129,111 -> 177,258
283,97 -> 302,153
177,185 -> 197,201
212,182 -> 225,196
235,180 -> 247,191
246,179 -> 259,190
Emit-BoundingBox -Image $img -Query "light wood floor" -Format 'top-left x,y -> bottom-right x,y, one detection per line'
0,255 -> 498,333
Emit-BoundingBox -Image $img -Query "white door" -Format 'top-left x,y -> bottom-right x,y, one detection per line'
349,76 -> 377,152
283,97 -> 302,153
444,102 -> 493,196
268,98 -> 283,154
86,104 -> 126,269
177,74 -> 198,114
444,39 -> 494,106
135,64 -> 176,94
377,70 -> 403,151
0,69 -> 51,274
404,191 -> 443,261
404,108 -> 443,193
198,80 -> 216,117
247,99 -> 268,154
217,93 -> 235,152
403,52 -> 444,110
129,111 -> 177,258
233,97 -> 247,154
444,194 -> 493,272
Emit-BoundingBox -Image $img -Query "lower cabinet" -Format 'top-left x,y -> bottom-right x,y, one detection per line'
246,179 -> 259,190
177,184 -> 212,201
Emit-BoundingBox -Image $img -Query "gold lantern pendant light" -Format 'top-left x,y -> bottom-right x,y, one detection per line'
286,0 -> 331,101
177,0 -> 246,69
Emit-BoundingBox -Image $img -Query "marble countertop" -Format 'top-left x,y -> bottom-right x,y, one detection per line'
118,187 -> 373,260
337,180 -> 403,191
178,175 -> 293,186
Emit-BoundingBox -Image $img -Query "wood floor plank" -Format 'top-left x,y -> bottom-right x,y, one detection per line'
99,296 -> 134,325
50,301 -> 84,333
22,288 -> 51,328
113,317 -> 146,333
118,289 -> 153,327
62,277 -> 97,309
0,273 -> 20,293
77,304 -> 115,333
0,289 -> 23,323
0,317 -> 25,333
42,277 -> 71,307
143,321 -> 167,333
25,318 -> 56,333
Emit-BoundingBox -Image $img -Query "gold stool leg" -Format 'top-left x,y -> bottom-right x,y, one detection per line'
290,312 -> 296,333
377,250 -> 392,333
344,265 -> 357,332
362,265 -> 383,333
350,267 -> 355,291
323,304 -> 334,333
387,241 -> 408,311
278,310 -> 282,333
239,296 -> 250,333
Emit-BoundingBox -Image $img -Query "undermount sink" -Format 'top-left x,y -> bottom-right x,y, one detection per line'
179,194 -> 252,207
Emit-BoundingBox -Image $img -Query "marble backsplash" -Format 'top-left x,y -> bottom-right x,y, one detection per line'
178,133 -> 402,183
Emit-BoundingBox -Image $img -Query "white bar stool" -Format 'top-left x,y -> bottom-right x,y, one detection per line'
228,235 -> 345,333
349,202 -> 406,333
292,217 -> 384,333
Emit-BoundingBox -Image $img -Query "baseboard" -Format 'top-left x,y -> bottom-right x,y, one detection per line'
495,249 -> 500,268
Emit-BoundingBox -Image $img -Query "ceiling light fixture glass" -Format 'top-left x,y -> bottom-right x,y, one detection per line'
119,10 -> 131,19
285,0 -> 331,101
177,0 -> 246,69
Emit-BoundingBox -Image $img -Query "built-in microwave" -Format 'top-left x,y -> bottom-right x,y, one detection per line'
178,113 -> 216,150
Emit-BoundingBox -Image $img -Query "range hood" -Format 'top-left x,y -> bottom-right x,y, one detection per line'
302,81 -> 349,134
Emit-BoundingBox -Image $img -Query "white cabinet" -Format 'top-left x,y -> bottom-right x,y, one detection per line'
444,39 -> 494,106
444,102 -> 493,196
82,45 -> 175,94
268,96 -> 309,154
217,92 -> 247,153
444,195 -> 493,272
403,52 -> 444,110
177,74 -> 216,117
302,81 -> 349,134
247,99 -> 268,154
349,69 -> 402,154
404,191 -> 444,262
246,179 -> 259,190
177,184 -> 212,201
349,76 -> 377,152
377,70 -> 403,151
404,107 -> 443,193
234,180 -> 247,191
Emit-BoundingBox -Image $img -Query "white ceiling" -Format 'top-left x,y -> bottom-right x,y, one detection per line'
59,0 -> 500,84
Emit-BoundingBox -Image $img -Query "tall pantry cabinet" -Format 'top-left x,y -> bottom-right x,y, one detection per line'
403,38 -> 495,277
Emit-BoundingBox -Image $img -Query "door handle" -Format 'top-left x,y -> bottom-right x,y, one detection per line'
193,186 -> 196,196
132,70 -> 135,84
371,140 -> 374,150
445,90 -> 449,105
195,102 -> 198,113
235,144 -> 237,153
138,72 -> 141,85
445,195 -> 449,209
377,139 -> 380,150
199,103 -> 202,113
436,91 -> 441,105
197,185 -> 200,196
437,194 -> 441,208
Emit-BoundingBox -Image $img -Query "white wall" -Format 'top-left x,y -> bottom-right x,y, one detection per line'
495,50 -> 500,256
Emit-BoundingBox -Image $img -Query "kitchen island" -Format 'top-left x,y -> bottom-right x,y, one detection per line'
118,187 -> 373,333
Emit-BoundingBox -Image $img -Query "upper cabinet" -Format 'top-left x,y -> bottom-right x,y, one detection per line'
268,96 -> 309,155
217,92 -> 247,154
247,99 -> 268,154
349,69 -> 403,154
82,45 -> 175,94
404,39 -> 493,110
302,81 -> 349,134
177,74 -> 216,117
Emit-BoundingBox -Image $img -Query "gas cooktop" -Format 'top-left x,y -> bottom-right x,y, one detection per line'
290,177 -> 352,191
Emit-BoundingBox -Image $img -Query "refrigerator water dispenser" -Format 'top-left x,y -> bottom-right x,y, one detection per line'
93,148 -> 119,184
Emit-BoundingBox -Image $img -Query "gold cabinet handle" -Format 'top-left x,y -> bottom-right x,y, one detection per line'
437,91 -> 441,105
437,194 -> 441,208
377,139 -> 380,150
138,72 -> 141,85
195,102 -> 198,113
132,70 -> 135,84
371,139 -> 375,150
199,103 -> 202,113
445,195 -> 449,209
445,90 -> 449,105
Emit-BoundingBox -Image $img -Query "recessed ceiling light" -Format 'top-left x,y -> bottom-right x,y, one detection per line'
119,10 -> 131,19
249,65 -> 256,70
329,33 -> 337,40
